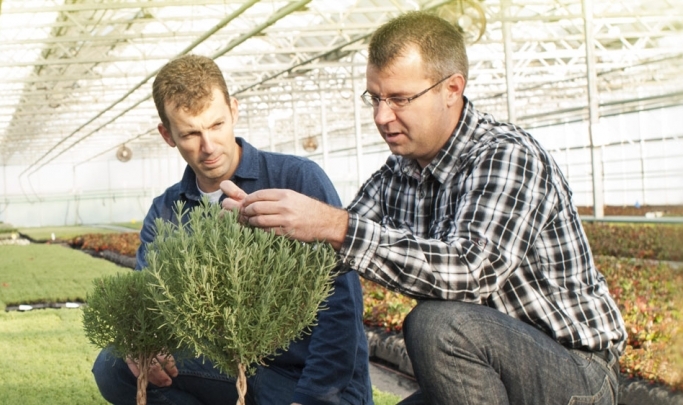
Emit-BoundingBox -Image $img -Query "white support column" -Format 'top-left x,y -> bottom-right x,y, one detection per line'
245,104 -> 252,143
638,111 -> 647,206
319,88 -> 330,171
1,164 -> 6,223
293,95 -> 301,156
267,98 -> 276,152
582,0 -> 604,218
502,0 -> 517,123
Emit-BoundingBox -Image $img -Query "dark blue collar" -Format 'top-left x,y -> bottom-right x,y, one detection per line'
178,137 -> 258,202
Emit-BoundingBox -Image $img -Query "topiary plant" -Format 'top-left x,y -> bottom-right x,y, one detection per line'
82,270 -> 179,405
145,200 -> 337,405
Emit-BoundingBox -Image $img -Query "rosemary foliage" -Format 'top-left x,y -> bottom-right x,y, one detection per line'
145,200 -> 337,377
82,270 -> 179,405
83,270 -> 177,361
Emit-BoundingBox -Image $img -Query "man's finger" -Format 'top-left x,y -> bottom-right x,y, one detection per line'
220,180 -> 247,201
125,358 -> 141,378
147,357 -> 173,387
221,198 -> 242,212
157,354 -> 178,378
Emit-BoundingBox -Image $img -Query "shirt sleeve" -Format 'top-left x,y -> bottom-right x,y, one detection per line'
340,141 -> 557,301
289,161 -> 367,405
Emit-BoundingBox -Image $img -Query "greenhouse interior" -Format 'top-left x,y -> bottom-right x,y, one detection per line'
0,0 -> 681,226
0,1 -> 682,404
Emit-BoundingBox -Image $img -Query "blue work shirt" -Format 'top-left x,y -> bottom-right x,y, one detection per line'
136,138 -> 373,405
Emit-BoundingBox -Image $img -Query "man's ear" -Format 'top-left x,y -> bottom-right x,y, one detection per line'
158,123 -> 176,148
445,74 -> 466,107
229,97 -> 239,125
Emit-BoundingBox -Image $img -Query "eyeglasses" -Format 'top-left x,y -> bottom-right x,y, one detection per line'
360,74 -> 454,110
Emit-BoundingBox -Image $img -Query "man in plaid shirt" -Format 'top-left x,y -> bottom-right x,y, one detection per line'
222,11 -> 626,405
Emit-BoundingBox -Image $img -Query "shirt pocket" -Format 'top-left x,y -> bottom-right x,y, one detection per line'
430,214 -> 455,241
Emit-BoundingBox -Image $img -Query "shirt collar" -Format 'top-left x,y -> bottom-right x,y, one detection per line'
178,137 -> 258,201
232,137 -> 259,181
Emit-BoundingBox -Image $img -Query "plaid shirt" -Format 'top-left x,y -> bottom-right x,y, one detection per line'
340,98 -> 626,353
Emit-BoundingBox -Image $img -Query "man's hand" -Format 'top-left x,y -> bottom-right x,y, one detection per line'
220,180 -> 249,222
220,180 -> 348,250
126,354 -> 178,387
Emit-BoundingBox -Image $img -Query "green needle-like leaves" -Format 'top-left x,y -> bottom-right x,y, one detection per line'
83,270 -> 179,405
145,200 -> 337,378
83,270 -> 177,363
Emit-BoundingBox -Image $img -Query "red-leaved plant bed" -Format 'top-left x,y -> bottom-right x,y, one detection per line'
583,223 -> 683,262
598,256 -> 683,390
360,257 -> 683,391
71,233 -> 140,257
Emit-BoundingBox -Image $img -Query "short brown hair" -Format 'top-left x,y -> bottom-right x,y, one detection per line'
368,11 -> 469,83
152,54 -> 230,129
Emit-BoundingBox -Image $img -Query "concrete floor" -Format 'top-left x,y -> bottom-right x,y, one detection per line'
369,361 -> 420,400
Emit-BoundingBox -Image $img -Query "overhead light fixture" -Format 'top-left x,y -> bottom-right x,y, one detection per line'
436,0 -> 487,44
116,144 -> 132,162
302,136 -> 318,152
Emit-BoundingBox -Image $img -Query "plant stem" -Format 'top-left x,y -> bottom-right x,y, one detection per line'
236,362 -> 247,405
137,355 -> 152,405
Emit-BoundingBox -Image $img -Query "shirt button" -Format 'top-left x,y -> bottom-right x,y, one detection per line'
349,259 -> 356,266
419,191 -> 425,199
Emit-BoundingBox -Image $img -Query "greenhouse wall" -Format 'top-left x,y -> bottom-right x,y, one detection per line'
1,106 -> 681,227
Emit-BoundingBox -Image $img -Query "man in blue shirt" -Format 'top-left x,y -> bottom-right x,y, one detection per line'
92,54 -> 373,405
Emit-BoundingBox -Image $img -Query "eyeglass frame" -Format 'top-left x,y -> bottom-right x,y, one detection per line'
360,74 -> 454,110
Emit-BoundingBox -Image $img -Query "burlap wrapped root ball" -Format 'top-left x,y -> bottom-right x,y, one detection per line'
82,270 -> 179,405
145,200 -> 337,403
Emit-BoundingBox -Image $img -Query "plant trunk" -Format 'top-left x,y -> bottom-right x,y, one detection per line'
236,362 -> 247,405
136,355 -> 152,405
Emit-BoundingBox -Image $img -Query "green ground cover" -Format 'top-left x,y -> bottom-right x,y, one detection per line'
0,243 -> 401,404
0,222 -> 17,234
112,221 -> 143,231
0,309 -> 401,405
0,309 -> 107,405
0,244 -> 125,309
17,226 -> 117,242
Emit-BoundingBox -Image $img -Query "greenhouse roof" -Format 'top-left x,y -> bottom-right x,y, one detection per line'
0,0 -> 681,174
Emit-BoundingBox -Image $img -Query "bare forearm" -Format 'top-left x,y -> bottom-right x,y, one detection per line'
316,204 -> 348,251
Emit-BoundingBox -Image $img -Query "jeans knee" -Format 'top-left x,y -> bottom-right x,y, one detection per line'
403,301 -> 450,349
404,301 -> 497,353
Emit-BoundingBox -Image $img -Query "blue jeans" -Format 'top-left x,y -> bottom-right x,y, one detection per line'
397,301 -> 619,405
92,347 -> 325,405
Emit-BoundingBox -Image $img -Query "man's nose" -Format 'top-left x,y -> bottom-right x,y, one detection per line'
200,133 -> 215,153
374,100 -> 396,125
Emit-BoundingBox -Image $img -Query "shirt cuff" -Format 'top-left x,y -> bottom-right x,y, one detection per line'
338,212 -> 381,274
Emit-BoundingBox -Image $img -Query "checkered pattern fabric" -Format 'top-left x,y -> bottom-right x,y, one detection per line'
340,98 -> 626,353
